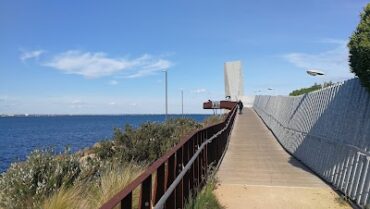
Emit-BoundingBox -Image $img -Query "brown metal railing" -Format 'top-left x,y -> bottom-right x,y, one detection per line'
100,101 -> 237,209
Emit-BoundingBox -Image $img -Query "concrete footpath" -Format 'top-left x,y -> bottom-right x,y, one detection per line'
214,108 -> 351,209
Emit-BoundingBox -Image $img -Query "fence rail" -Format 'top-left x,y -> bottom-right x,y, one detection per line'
100,101 -> 237,209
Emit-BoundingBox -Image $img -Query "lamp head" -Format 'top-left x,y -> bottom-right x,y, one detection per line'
307,69 -> 325,76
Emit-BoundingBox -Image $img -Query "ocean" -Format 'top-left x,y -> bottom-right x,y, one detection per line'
0,114 -> 209,173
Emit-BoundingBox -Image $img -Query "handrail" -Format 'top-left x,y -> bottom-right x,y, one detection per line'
154,106 -> 236,209
100,101 -> 238,209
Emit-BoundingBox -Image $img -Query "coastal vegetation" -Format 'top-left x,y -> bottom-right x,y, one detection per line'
289,82 -> 334,96
348,3 -> 370,91
0,116 -> 223,209
185,175 -> 224,209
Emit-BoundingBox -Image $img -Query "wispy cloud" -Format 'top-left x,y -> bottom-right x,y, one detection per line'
20,49 -> 46,61
43,50 -> 172,79
109,80 -> 118,85
125,56 -> 172,78
192,88 -> 207,94
44,51 -> 130,78
283,39 -> 354,81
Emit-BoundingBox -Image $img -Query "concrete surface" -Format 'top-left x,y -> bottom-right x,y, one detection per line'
214,108 -> 351,209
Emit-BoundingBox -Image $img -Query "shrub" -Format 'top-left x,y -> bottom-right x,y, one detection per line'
348,3 -> 370,91
289,83 -> 321,96
202,115 -> 225,127
0,149 -> 81,209
289,82 -> 334,96
185,176 -> 223,209
94,118 -> 202,163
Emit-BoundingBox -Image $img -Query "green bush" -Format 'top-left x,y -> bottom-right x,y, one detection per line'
289,82 -> 334,96
202,115 -> 225,127
95,118 -> 202,163
0,149 -> 81,209
348,3 -> 370,90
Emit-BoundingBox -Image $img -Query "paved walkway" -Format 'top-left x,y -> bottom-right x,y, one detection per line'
214,108 -> 351,209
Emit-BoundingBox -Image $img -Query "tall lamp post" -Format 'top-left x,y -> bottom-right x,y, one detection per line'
162,69 -> 168,120
181,89 -> 184,118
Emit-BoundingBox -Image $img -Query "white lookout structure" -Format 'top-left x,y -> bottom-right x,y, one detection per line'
224,61 -> 244,101
224,60 -> 254,107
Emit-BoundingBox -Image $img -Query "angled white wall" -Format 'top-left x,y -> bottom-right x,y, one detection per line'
224,61 -> 244,101
253,78 -> 370,207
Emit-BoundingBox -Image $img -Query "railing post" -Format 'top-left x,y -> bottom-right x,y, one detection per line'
183,141 -> 190,202
194,133 -> 200,189
121,192 -> 132,209
204,131 -> 208,177
199,132 -> 204,186
139,175 -> 152,209
202,131 -> 207,179
154,164 -> 165,204
189,136 -> 195,196
175,147 -> 184,209
165,154 -> 176,209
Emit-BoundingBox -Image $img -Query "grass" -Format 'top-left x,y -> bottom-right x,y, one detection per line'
43,163 -> 144,209
202,115 -> 226,127
185,177 -> 224,209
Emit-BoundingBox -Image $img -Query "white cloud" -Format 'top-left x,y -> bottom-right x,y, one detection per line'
192,88 -> 207,94
20,50 -> 45,61
125,58 -> 172,78
109,80 -> 118,85
43,50 -> 172,79
283,39 -> 354,81
44,51 -> 131,78
109,102 -> 116,105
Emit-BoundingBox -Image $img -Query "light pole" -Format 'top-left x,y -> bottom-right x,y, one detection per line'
162,69 -> 168,120
306,69 -> 325,76
181,89 -> 184,118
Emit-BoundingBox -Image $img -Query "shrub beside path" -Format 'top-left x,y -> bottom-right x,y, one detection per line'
214,108 -> 352,209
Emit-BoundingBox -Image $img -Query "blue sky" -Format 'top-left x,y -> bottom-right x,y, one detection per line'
0,0 -> 367,114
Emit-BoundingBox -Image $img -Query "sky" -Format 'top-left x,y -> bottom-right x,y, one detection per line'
0,0 -> 368,114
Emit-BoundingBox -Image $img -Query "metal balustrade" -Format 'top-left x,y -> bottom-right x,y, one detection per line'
100,101 -> 237,209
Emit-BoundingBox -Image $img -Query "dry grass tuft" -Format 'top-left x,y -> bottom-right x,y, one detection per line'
43,163 -> 144,209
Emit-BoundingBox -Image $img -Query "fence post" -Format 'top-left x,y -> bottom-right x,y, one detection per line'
189,137 -> 195,196
121,192 -> 132,209
139,175 -> 152,209
154,164 -> 165,204
165,155 -> 176,209
175,147 -> 184,208
183,141 -> 190,202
